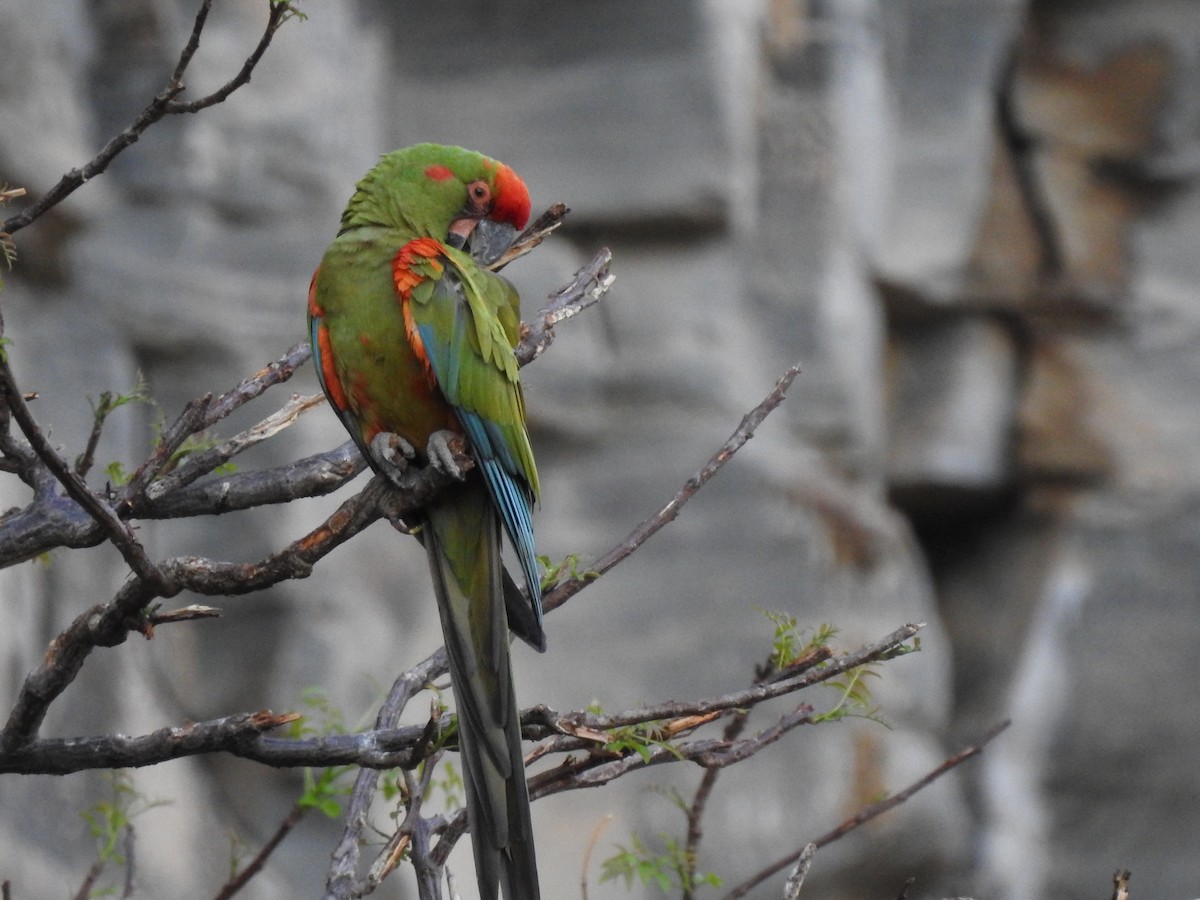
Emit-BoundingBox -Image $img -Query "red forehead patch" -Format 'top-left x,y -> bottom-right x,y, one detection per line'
491,163 -> 531,230
424,164 -> 454,182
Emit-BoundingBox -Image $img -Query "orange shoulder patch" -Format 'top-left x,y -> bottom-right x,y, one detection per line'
391,238 -> 447,380
392,237 -> 445,299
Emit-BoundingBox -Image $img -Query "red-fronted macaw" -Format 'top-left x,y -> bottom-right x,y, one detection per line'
308,143 -> 543,900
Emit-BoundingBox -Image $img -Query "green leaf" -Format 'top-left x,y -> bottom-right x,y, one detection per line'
297,764 -> 353,819
600,829 -> 722,896
79,770 -> 170,893
290,689 -> 354,818
538,552 -> 600,592
104,460 -> 130,486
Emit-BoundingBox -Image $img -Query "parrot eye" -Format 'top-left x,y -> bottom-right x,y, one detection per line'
464,180 -> 493,215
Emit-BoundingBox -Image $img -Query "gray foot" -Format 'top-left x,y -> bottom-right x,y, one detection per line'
427,430 -> 469,481
369,432 -> 416,488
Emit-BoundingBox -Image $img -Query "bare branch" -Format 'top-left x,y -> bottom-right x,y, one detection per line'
782,844 -> 816,900
0,441 -> 363,567
0,471 -> 449,753
541,363 -> 802,614
211,804 -> 307,900
526,626 -> 919,742
1,0 -> 297,237
530,705 -> 816,798
0,345 -> 165,589
515,248 -> 615,366
488,202 -> 570,271
143,391 -> 326,501
134,441 -> 364,520
0,711 -> 302,775
70,861 -> 105,900
720,720 -> 1012,900
325,653 -> 450,899
121,341 -> 314,501
165,1 -> 297,115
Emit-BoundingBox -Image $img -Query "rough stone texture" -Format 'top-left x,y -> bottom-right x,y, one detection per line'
887,317 -> 1021,506
2,1 -> 1200,899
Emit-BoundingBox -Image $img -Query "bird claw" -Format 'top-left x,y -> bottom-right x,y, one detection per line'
369,432 -> 416,488
427,430 -> 469,481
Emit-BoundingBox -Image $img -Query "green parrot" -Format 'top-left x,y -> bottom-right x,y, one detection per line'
308,143 -> 543,900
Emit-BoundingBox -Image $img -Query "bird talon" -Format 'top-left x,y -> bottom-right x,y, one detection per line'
427,430 -> 469,480
370,432 -> 416,487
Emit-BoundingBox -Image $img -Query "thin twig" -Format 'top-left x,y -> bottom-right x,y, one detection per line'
143,391 -> 325,501
683,710 -> 749,900
120,825 -> 135,900
0,349 -> 166,589
1,0 -> 295,237
164,1 -> 295,115
121,341 -> 314,502
144,604 -> 222,629
211,804 -> 306,900
580,815 -> 614,900
541,364 -> 802,615
1111,869 -> 1131,900
69,861 -> 105,900
515,248 -> 615,366
782,844 -> 816,900
720,720 -> 1012,900
488,202 -> 569,270
75,391 -> 123,479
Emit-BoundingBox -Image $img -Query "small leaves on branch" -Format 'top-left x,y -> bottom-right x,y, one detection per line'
0,2 -> 1002,894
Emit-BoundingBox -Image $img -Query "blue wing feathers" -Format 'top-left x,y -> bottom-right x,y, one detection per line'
416,304 -> 543,632
459,409 -> 543,627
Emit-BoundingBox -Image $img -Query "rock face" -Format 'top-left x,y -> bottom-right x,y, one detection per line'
1,0 -> 1198,898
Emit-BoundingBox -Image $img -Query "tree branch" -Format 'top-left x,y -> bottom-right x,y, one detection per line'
134,442 -> 364,520
515,248 -> 615,366
0,0 -> 298,237
142,391 -> 326,501
324,654 -> 450,899
0,622 -> 919,778
0,333 -> 165,589
120,340 -> 315,503
0,470 -> 452,753
720,720 -> 1012,900
540,363 -> 802,615
211,803 -> 307,900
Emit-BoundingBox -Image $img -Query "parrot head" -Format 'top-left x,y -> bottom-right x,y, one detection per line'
339,143 -> 530,263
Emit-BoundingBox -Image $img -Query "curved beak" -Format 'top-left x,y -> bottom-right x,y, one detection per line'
467,218 -> 520,267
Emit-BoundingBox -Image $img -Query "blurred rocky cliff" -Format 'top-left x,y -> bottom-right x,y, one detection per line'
2,1 -> 1200,898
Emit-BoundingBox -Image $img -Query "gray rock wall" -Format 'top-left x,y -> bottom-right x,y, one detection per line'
1,0 -> 1198,898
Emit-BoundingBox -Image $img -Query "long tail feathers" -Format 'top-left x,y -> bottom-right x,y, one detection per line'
424,483 -> 540,900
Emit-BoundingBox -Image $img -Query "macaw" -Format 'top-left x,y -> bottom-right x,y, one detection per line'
308,143 -> 543,900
